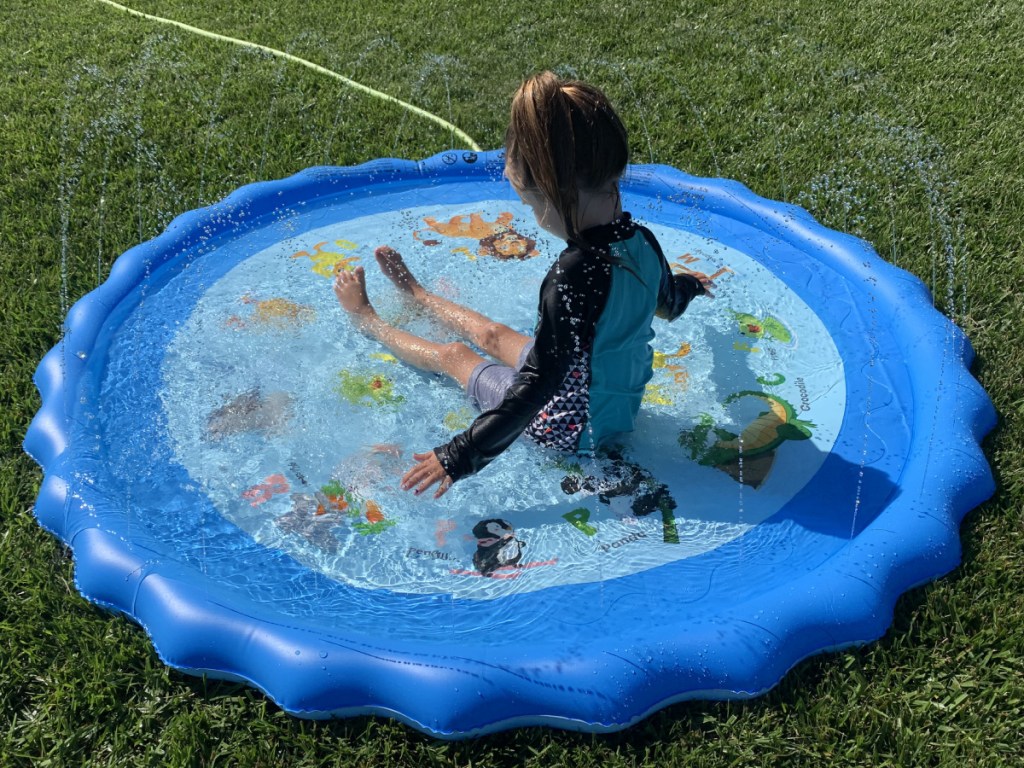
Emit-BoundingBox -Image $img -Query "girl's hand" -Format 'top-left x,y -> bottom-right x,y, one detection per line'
696,273 -> 716,299
678,267 -> 717,299
401,451 -> 454,498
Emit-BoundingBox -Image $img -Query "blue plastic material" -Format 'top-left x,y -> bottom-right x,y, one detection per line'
25,150 -> 996,738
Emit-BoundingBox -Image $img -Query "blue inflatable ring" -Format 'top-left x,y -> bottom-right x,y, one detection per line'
25,150 -> 995,737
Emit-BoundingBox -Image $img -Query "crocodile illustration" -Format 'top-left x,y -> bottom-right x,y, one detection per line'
680,391 -> 815,487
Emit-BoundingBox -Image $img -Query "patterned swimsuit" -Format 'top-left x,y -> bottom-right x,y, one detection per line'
434,213 -> 704,482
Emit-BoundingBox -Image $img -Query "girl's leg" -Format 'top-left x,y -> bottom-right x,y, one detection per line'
334,267 -> 484,389
375,246 -> 531,368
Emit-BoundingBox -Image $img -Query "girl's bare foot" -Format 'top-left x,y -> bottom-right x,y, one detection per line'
333,266 -> 376,322
375,246 -> 424,299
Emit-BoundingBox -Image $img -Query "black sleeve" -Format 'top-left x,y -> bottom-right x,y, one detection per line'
637,226 -> 705,321
433,248 -> 610,482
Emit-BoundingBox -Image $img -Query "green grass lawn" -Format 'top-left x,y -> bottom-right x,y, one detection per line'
2,0 -> 1022,764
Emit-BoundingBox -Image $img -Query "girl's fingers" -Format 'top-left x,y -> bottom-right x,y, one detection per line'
413,470 -> 442,496
400,451 -> 453,496
400,465 -> 425,490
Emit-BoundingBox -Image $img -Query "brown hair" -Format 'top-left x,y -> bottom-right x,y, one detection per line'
505,71 -> 629,246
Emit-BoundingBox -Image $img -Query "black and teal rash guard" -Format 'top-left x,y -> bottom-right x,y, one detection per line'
434,212 -> 704,482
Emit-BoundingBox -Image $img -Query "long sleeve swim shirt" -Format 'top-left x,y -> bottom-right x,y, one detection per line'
434,212 -> 704,482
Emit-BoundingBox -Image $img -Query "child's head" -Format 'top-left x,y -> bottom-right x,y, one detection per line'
505,71 -> 629,242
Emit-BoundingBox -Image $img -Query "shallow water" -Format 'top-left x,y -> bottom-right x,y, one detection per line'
69,184 -> 850,610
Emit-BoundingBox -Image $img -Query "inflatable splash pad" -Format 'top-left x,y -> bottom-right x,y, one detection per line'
25,149 -> 995,737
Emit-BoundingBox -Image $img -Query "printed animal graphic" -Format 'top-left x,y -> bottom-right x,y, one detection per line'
731,311 -> 793,343
679,391 -> 815,488
651,342 -> 691,370
443,407 -> 473,431
645,341 -> 692,403
291,240 -> 360,277
275,477 -> 395,552
206,389 -> 292,441
415,212 -> 539,260
226,295 -> 315,330
642,382 -> 674,406
242,474 -> 290,507
471,519 -> 525,576
275,490 -> 347,553
335,371 -> 404,408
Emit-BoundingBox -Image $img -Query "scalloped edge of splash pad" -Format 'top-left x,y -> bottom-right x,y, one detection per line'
25,150 -> 995,738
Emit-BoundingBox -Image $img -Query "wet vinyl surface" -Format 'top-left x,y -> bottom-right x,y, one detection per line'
72,184 -> 864,634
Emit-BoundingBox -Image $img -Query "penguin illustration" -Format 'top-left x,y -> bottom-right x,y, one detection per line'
472,519 -> 525,576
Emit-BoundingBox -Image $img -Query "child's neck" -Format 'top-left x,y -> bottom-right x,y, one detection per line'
576,186 -> 622,233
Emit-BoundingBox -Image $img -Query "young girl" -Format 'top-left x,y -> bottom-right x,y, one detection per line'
334,71 -> 714,498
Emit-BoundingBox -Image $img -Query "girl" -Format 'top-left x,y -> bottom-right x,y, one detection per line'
334,71 -> 714,498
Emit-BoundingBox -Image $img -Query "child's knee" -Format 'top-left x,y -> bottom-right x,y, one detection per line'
440,341 -> 477,368
479,322 -> 507,351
